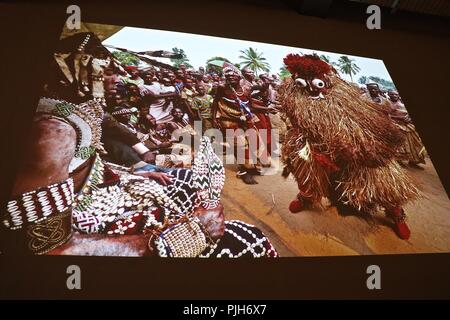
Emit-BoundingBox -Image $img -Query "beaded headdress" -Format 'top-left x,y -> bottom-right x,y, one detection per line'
51,32 -> 110,104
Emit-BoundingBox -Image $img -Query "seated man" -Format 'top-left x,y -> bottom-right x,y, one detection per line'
137,107 -> 171,150
167,107 -> 194,133
111,106 -> 139,134
102,108 -> 158,172
140,77 -> 179,124
138,107 -> 192,168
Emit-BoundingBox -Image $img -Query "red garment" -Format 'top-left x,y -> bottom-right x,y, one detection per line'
254,112 -> 272,157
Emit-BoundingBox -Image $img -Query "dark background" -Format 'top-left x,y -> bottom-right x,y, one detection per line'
0,0 -> 449,299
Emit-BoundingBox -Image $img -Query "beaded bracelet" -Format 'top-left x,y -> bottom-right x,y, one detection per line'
3,178 -> 74,231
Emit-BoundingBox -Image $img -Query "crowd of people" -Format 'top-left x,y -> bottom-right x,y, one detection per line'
100,57 -> 425,186
360,82 -> 426,168
100,60 -> 285,184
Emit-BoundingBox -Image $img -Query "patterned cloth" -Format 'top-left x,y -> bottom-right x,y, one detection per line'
192,94 -> 213,119
70,137 -> 277,258
201,220 -> 278,258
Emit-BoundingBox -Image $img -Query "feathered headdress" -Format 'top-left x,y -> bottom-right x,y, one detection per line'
283,54 -> 333,79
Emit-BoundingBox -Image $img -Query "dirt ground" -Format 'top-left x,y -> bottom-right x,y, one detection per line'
220,157 -> 450,257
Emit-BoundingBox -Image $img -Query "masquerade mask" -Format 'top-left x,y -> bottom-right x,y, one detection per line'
284,53 -> 334,99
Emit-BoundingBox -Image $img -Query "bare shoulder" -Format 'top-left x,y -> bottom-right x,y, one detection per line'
10,115 -> 77,196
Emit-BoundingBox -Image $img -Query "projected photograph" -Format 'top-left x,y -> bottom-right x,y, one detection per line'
3,22 -> 449,257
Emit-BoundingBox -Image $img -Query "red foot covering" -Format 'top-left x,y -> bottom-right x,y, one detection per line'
289,198 -> 303,213
394,219 -> 411,240
387,207 -> 411,240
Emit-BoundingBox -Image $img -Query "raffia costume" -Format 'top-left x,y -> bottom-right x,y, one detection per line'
279,54 -> 420,239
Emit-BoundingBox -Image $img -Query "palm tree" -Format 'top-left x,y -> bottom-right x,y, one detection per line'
368,76 -> 396,91
319,54 -> 337,67
170,47 -> 193,68
337,55 -> 360,82
238,47 -> 270,76
206,56 -> 231,64
358,76 -> 368,85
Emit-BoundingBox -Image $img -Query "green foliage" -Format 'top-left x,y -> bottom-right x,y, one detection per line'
112,51 -> 140,66
278,66 -> 291,80
206,56 -> 231,64
170,47 -> 193,69
205,56 -> 231,74
368,76 -> 396,90
358,75 -> 396,90
238,47 -> 270,76
319,54 -> 337,67
337,55 -> 361,82
358,76 -> 368,84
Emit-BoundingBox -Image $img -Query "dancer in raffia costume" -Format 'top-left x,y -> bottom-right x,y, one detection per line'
279,54 -> 420,240
1,32 -> 277,258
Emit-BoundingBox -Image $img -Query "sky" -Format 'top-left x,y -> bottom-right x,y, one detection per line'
103,25 -> 394,84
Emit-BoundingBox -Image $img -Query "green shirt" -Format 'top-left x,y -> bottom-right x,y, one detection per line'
192,94 -> 213,119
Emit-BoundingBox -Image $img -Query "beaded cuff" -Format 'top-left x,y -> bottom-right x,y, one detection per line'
3,178 -> 74,255
4,178 -> 74,230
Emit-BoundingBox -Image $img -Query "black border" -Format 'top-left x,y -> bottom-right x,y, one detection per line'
1,1 -> 449,299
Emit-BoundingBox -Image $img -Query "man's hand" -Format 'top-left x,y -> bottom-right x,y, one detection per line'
193,203 -> 225,241
267,106 -> 278,114
158,142 -> 173,149
134,171 -> 174,186
140,151 -> 156,164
